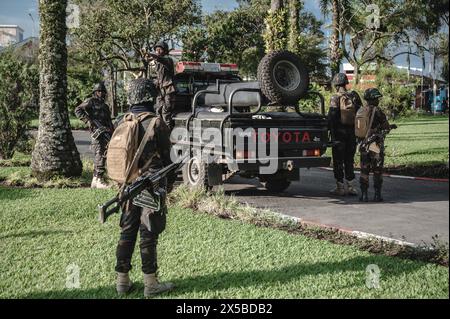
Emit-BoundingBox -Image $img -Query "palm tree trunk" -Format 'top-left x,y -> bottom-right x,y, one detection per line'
31,0 -> 82,179
330,0 -> 341,76
288,0 -> 300,53
265,0 -> 287,52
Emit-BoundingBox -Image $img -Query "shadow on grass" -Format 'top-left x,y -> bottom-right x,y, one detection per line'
398,147 -> 449,157
21,255 -> 430,299
0,229 -> 73,240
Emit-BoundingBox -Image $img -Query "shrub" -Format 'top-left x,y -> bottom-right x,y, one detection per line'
0,50 -> 38,160
374,66 -> 418,118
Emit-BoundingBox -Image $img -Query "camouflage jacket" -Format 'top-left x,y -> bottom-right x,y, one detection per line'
74,97 -> 114,133
367,105 -> 391,137
153,55 -> 176,95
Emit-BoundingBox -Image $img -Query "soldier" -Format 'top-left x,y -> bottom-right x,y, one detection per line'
75,82 -> 114,189
114,78 -> 175,297
145,41 -> 177,130
328,73 -> 362,196
358,88 -> 396,202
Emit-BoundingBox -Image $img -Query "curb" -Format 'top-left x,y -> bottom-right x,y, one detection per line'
276,212 -> 418,248
319,167 -> 449,183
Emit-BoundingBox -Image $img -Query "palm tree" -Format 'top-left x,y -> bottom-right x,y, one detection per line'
320,0 -> 342,77
31,0 -> 82,179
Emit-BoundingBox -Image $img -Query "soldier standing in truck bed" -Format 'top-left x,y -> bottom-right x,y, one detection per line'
145,41 -> 177,130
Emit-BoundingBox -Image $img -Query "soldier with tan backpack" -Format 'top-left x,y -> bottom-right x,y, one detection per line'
107,78 -> 176,297
328,73 -> 362,196
357,88 -> 397,202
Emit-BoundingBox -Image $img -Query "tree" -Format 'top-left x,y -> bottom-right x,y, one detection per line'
337,0 -> 449,85
181,7 -> 267,77
72,0 -> 201,77
320,0 -> 349,77
0,50 -> 38,160
31,0 -> 82,179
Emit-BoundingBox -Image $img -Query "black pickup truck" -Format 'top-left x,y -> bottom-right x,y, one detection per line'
170,51 -> 331,192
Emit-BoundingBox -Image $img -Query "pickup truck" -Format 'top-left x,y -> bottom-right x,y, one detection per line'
170,51 -> 331,192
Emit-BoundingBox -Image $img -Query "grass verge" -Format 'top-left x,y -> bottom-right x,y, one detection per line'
0,156 -> 94,188
168,185 -> 449,267
0,186 -> 448,299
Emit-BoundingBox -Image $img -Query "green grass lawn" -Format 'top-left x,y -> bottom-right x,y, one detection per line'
385,115 -> 449,167
0,187 -> 447,299
30,117 -> 88,130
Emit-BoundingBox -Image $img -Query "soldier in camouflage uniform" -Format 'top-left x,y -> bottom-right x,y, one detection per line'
328,73 -> 362,196
75,82 -> 114,189
114,78 -> 176,297
145,41 -> 177,130
358,88 -> 396,202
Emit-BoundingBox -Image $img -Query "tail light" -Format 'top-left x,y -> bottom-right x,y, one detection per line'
303,149 -> 321,157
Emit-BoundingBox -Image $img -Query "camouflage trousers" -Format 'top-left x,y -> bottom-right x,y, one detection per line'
91,140 -> 107,178
359,150 -> 384,191
115,202 -> 167,274
155,92 -> 175,130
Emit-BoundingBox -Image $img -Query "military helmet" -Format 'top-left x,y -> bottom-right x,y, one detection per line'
92,82 -> 107,93
127,78 -> 157,105
154,41 -> 169,53
364,88 -> 383,101
332,73 -> 349,86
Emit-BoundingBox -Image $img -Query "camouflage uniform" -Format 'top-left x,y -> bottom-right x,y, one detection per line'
153,51 -> 176,130
329,88 -> 362,182
359,104 -> 391,201
114,78 -> 175,296
115,114 -> 174,275
328,73 -> 362,195
75,95 -> 113,178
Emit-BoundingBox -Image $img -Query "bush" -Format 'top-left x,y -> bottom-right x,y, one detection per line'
0,50 -> 38,160
374,66 -> 418,118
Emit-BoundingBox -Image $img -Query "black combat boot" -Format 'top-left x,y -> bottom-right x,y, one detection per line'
374,188 -> 383,202
359,187 -> 369,202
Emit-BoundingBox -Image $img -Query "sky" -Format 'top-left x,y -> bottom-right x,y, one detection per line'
0,0 -> 445,76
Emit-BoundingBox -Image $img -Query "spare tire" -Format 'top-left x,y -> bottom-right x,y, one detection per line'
257,51 -> 309,105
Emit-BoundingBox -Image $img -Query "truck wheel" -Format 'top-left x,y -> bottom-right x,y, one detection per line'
182,156 -> 210,189
262,178 -> 291,193
257,51 -> 309,105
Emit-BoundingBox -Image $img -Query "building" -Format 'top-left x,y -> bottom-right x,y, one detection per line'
0,25 -> 24,48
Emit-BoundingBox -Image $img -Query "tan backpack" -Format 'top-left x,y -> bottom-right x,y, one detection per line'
339,93 -> 357,126
107,112 -> 158,184
355,106 -> 376,139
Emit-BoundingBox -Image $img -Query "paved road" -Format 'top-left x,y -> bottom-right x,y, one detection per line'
73,130 -> 449,245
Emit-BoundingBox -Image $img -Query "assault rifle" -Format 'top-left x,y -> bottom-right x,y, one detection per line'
78,106 -> 112,144
98,155 -> 188,224
359,124 -> 397,153
90,118 -> 112,145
